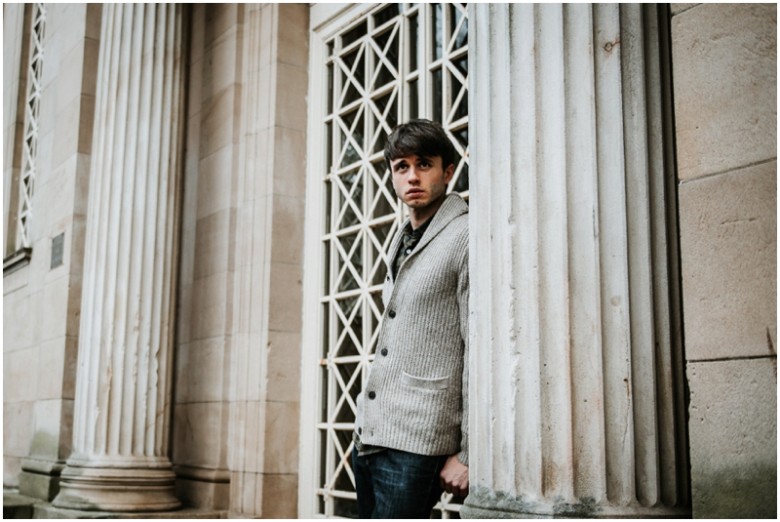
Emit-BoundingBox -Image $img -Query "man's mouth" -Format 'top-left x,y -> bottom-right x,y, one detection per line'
406,189 -> 424,197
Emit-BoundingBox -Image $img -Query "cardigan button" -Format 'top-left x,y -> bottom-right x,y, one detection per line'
388,310 -> 396,318
380,348 -> 388,356
368,391 -> 376,400
358,427 -> 363,435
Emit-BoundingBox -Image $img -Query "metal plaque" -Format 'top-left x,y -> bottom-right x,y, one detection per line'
51,232 -> 64,269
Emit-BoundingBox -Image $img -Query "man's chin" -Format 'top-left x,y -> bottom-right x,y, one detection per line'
404,199 -> 429,208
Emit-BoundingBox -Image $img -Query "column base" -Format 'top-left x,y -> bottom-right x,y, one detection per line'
52,460 -> 181,512
173,465 -> 230,510
462,487 -> 691,519
19,457 -> 66,501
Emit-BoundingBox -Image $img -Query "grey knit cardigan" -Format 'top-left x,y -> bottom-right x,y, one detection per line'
355,193 -> 469,465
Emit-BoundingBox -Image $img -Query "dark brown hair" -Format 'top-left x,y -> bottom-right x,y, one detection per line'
384,119 -> 456,172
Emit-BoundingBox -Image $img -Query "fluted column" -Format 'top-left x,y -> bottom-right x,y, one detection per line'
462,4 -> 689,518
53,4 -> 186,512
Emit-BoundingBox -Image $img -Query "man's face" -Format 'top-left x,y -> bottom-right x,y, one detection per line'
390,154 -> 455,210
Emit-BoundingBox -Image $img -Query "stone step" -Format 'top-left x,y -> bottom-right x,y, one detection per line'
34,505 -> 227,519
3,490 -> 39,519
4,491 -> 227,519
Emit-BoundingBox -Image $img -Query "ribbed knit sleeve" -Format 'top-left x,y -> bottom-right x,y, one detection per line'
456,234 -> 469,466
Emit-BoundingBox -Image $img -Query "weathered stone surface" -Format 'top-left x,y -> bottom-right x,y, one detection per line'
466,4 -> 689,517
277,4 -> 309,68
272,126 -> 307,197
18,469 -> 59,502
260,473 -> 298,518
679,162 -> 777,360
36,504 -> 226,519
672,3 -> 777,180
172,402 -> 229,470
3,401 -> 33,486
267,262 -> 303,333
174,475 -> 230,511
263,401 -> 300,474
193,209 -> 233,280
687,358 -> 777,518
190,272 -> 231,340
462,486 -> 688,518
266,330 -> 303,403
670,4 -> 700,15
175,339 -> 227,404
4,347 -> 38,402
270,195 -> 306,264
3,491 -> 40,519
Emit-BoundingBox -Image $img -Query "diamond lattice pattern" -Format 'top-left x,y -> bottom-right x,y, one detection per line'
17,3 -> 46,250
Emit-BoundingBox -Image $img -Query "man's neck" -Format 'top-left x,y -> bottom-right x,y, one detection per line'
409,194 -> 447,230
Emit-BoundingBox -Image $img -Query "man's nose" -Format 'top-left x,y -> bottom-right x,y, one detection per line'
408,167 -> 420,182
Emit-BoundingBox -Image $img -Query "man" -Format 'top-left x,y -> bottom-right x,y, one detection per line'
352,119 -> 469,518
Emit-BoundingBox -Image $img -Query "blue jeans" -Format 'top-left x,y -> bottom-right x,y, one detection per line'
352,447 -> 449,519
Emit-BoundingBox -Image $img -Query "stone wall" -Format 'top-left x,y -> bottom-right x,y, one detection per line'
3,4 -> 100,498
672,3 -> 777,518
172,3 -> 308,517
172,3 -> 242,509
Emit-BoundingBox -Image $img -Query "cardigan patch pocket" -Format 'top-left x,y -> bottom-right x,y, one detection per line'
401,371 -> 449,391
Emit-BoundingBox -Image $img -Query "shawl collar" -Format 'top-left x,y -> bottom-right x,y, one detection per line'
387,193 -> 468,280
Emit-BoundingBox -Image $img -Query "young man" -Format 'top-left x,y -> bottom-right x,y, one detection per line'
352,119 -> 469,518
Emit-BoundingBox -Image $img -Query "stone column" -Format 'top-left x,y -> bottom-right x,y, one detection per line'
52,4 -> 186,512
462,4 -> 690,518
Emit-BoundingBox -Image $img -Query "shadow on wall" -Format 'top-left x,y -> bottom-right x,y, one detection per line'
693,464 -> 777,519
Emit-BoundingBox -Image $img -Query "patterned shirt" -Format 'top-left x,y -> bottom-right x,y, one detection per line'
392,217 -> 432,279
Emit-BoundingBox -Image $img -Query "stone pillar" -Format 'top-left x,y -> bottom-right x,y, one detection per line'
52,4 -> 186,512
226,4 -> 307,517
462,4 -> 690,518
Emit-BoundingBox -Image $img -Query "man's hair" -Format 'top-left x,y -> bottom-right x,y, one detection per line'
384,119 -> 456,171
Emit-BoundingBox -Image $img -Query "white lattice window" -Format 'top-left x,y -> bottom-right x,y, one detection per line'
301,3 -> 469,518
16,2 -> 46,251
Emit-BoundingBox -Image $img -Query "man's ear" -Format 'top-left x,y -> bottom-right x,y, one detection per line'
444,163 -> 455,184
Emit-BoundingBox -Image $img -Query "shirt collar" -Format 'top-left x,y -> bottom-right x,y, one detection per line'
404,215 -> 432,240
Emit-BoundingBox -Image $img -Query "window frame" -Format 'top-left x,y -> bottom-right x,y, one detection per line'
4,2 -> 46,274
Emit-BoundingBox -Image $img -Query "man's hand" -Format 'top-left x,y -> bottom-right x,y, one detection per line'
439,455 -> 469,497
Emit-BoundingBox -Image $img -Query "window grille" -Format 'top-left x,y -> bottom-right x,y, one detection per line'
17,2 -> 46,250
311,3 -> 469,518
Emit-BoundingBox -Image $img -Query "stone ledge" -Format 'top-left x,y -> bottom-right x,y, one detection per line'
461,487 -> 691,519
3,247 -> 32,275
4,491 -> 227,520
35,505 -> 228,519
4,490 -> 41,519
